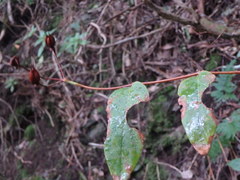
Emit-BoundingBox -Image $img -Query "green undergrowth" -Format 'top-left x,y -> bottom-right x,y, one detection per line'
145,161 -> 168,180
209,109 -> 240,161
205,53 -> 221,71
8,105 -> 31,126
4,77 -> 18,92
24,124 -> 35,141
209,60 -> 240,163
143,86 -> 188,178
146,86 -> 187,153
147,86 -> 176,134
211,60 -> 237,103
17,162 -> 45,180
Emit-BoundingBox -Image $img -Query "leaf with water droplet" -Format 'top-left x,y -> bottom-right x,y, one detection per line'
178,71 -> 217,155
104,82 -> 149,180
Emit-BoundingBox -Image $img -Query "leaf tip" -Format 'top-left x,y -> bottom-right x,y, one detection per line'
193,144 -> 211,155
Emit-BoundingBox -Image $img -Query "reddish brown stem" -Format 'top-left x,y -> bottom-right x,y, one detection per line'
41,76 -> 63,81
51,49 -> 65,79
60,71 -> 240,91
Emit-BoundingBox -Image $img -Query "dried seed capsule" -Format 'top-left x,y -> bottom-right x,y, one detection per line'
10,56 -> 20,68
29,67 -> 40,85
45,35 -> 55,49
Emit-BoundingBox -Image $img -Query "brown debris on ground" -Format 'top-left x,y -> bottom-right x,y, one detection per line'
0,0 -> 240,179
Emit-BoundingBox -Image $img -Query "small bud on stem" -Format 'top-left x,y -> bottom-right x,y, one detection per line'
45,35 -> 56,54
45,34 -> 64,79
29,67 -> 40,85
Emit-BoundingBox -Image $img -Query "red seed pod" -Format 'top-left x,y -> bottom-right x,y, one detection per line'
10,56 -> 20,68
45,35 -> 55,50
29,67 -> 40,85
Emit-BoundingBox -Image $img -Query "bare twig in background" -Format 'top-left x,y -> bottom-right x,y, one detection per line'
89,22 -> 107,53
154,160 -> 184,176
103,2 -> 144,25
197,0 -> 205,15
7,0 -> 15,24
145,0 -> 197,26
145,0 -> 240,39
2,1 -> 240,179
13,151 -> 32,164
86,27 -> 168,49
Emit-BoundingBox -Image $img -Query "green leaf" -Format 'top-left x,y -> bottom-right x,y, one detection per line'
39,30 -> 45,38
208,136 -> 231,161
178,71 -> 217,155
217,109 -> 240,140
205,53 -> 221,71
104,82 -> 149,180
70,21 -> 81,31
4,77 -> 18,92
217,121 -> 239,140
27,0 -> 35,5
22,26 -> 37,41
209,109 -> 240,160
24,124 -> 35,141
34,38 -> 43,47
46,28 -> 57,35
37,43 -> 45,57
60,32 -> 88,55
227,158 -> 240,171
211,60 -> 237,103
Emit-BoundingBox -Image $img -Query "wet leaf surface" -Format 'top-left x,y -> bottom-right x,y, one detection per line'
104,82 -> 149,180
178,71 -> 217,155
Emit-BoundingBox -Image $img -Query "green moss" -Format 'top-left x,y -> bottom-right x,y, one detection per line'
24,124 -> 35,141
205,53 -> 221,71
145,86 -> 180,156
30,176 -> 45,180
9,105 -> 31,126
148,86 -> 175,133
145,161 -> 168,180
50,15 -> 63,30
16,166 -> 29,180
158,133 -> 188,155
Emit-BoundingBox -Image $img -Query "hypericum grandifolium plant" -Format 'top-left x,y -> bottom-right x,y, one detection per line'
8,34 -> 240,180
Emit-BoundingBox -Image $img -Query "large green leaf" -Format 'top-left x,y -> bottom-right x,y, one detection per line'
104,82 -> 149,180
178,71 -> 217,155
227,158 -> 240,171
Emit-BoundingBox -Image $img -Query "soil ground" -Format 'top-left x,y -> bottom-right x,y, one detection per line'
0,0 -> 240,180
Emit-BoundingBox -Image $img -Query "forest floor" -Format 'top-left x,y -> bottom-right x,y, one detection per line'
0,0 -> 240,180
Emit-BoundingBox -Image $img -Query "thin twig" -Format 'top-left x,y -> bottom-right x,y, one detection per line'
70,142 -> 83,170
146,0 -> 240,39
146,0 -> 197,26
154,160 -> 183,176
7,0 -> 15,25
13,151 -> 32,164
44,109 -> 55,127
207,156 -> 216,180
97,0 -> 112,24
103,2 -> 144,25
89,22 -> 107,54
86,27 -> 170,49
216,136 -> 236,178
88,142 -> 104,149
51,49 -> 65,79
217,137 -> 228,163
